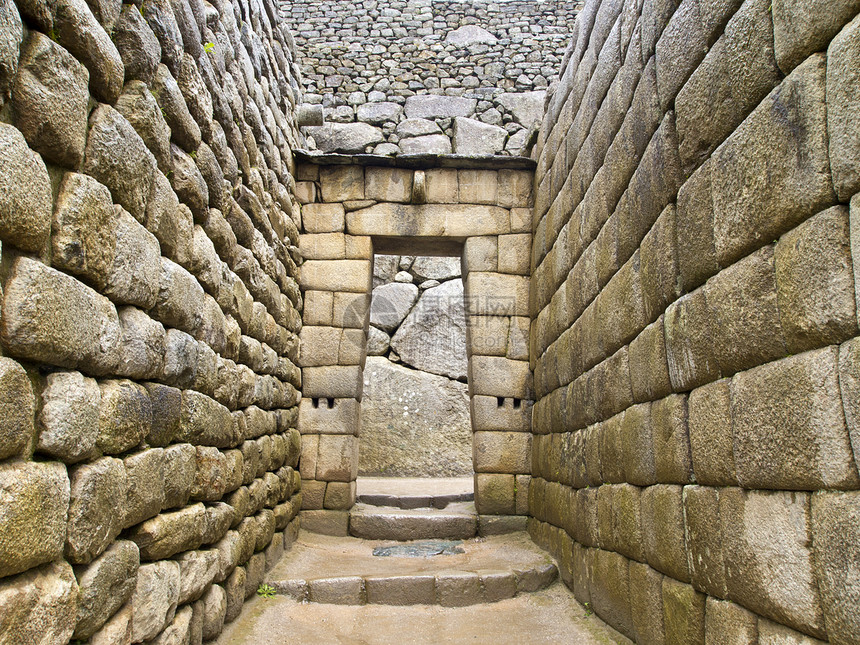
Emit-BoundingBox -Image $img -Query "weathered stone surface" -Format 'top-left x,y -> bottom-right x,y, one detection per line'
772,0 -> 860,74
117,307 -> 165,381
66,456 -> 127,565
357,101 -> 402,125
104,207 -> 161,308
201,583 -> 226,640
366,167 -> 413,203
131,560 -> 180,643
370,282 -> 419,333
171,143 -> 209,219
128,503 -> 206,560
307,122 -> 384,153
391,279 -> 467,380
497,91 -> 546,130
411,257 -> 462,281
731,348 -> 859,490
0,561 -> 78,645
641,484 -> 689,583
84,104 -> 157,223
144,383 -> 182,448
0,123 -> 53,253
688,379 -> 737,486
73,540 -> 139,639
146,173 -> 193,266
662,578 -> 705,645
52,172 -> 117,290
179,389 -> 235,447
113,3 -> 160,84
775,206 -> 857,353
37,370 -> 101,463
445,24 -> 497,46
396,118 -> 442,138
367,325 -> 391,356
1,257 -> 121,374
141,0 -> 183,75
115,81 -> 173,175
53,0 -> 124,104
452,117 -> 508,156
151,63 -> 201,151
97,379 -> 152,455
404,95 -> 477,120
810,491 -> 860,644
12,32 -> 89,168
360,357 -> 471,477
721,488 -> 825,638
704,597 -> 757,645
175,549 -> 219,605
0,0 -> 22,100
123,448 -> 166,528
151,604 -> 192,645
0,358 -> 32,461
152,257 -> 206,333
0,461 -> 69,577
88,601 -> 133,645
348,203 -> 509,238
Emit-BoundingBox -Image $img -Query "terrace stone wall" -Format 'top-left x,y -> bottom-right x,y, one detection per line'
0,0 -> 306,641
528,0 -> 860,642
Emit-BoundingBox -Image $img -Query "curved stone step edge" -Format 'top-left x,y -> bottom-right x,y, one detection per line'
357,492 -> 475,509
265,562 -> 558,606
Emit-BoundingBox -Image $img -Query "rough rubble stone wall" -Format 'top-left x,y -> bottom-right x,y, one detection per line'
0,0 -> 306,640
278,0 -> 581,156
362,255 -> 472,478
529,0 -> 860,642
295,163 -> 534,535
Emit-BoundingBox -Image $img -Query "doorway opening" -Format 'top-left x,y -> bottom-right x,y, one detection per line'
358,252 -> 474,504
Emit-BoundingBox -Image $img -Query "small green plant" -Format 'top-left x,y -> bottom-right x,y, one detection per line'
583,601 -> 593,617
190,150 -> 197,159
48,28 -> 59,42
257,583 -> 276,599
204,41 -> 216,53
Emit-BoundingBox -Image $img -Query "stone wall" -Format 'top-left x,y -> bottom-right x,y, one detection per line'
295,161 -> 534,534
529,0 -> 860,642
361,254 -> 472,478
278,0 -> 582,156
0,0 -> 305,640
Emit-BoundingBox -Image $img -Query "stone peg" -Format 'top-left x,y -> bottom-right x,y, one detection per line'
296,104 -> 323,127
411,170 -> 427,205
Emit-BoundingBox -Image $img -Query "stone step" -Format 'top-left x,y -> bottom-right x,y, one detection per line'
348,501 -> 478,541
356,476 -> 473,509
265,530 -> 559,607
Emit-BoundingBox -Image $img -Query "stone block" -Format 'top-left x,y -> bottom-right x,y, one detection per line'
299,232 -> 346,260
684,485 -> 727,598
2,256 -> 122,374
475,473 -> 515,515
629,317 -> 673,404
116,307 -> 165,381
731,347 -> 859,490
470,395 -> 532,432
651,394 -> 693,484
162,443 -> 195,509
152,257 -> 207,334
115,79 -> 172,177
303,290 -> 334,326
621,402 -> 657,487
131,560 -> 180,643
498,169 -> 533,208
591,549 -> 634,641
333,291 -> 371,329
772,0 -> 860,74
123,448 -> 165,528
127,503 -> 206,560
811,491 -> 860,644
630,561 -> 666,645
721,488 -> 825,638
639,204 -> 679,324
179,389 -> 235,448
469,356 -> 533,399
97,379 -> 152,455
467,315 -> 509,358
36,371 -> 101,463
507,316 -> 530,361
308,576 -> 363,604
662,578 -> 706,645
704,598 -> 757,645
146,172 -> 193,266
473,431 -> 531,474
0,561 -> 78,645
424,168 -> 459,203
323,481 -> 356,510
320,165 -> 364,202
641,484 -> 690,582
365,575 -> 435,605
675,0 -> 782,174
464,272 -> 529,317
611,484 -> 644,562
462,236 -> 498,274
497,234 -> 531,275
828,13 -> 860,200
0,358 -> 32,461
143,382 -> 181,448
664,290 -> 720,392
458,169 -> 498,205
295,181 -> 317,204
676,160 -> 719,292
88,601 -> 132,645
105,207 -> 161,308
299,509 -> 350,536
300,259 -> 372,293
712,54 -> 836,268
510,208 -> 531,234
302,203 -> 345,234
12,33 -> 89,168
348,202 -> 510,237
67,457 -> 127,565
298,397 -> 360,435
688,379 -> 737,486
191,446 -> 229,502
223,566 -> 245,622
73,540 -> 139,639
302,366 -> 363,399
436,571 -> 483,607
299,326 -> 341,367
315,434 -> 358,482
365,167 -> 413,203
775,206 -> 857,353
0,461 -> 69,577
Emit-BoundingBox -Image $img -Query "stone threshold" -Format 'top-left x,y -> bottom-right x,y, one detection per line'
295,149 -> 538,170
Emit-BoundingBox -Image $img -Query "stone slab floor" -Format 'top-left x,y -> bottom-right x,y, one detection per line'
213,583 -> 631,645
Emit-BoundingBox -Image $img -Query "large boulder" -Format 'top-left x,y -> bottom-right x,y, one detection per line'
497,91 -> 547,130
404,95 -> 477,120
396,118 -> 442,138
452,117 -> 507,156
444,25 -> 498,47
411,257 -> 461,281
369,282 -> 419,333
356,101 -> 403,125
359,357 -> 471,477
399,134 -> 452,155
306,122 -> 384,153
391,279 -> 467,380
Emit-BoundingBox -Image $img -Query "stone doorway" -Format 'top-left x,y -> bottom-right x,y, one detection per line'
295,159 -> 535,535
